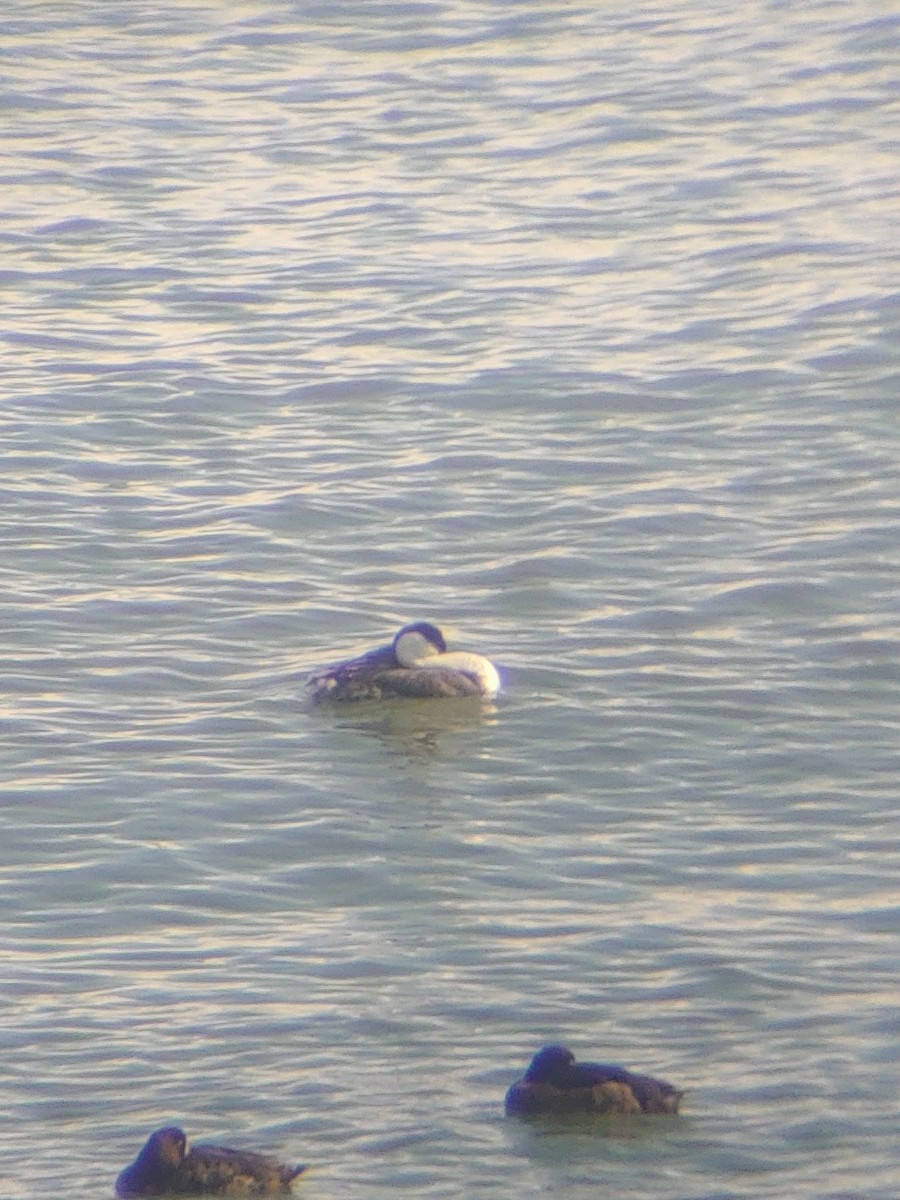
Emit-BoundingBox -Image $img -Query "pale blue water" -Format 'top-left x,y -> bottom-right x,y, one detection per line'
1,2 -> 898,1198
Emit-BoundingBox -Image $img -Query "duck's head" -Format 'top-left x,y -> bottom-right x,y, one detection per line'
524,1045 -> 576,1084
393,622 -> 447,666
144,1127 -> 187,1168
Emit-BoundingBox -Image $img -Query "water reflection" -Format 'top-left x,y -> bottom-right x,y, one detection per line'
312,698 -> 500,762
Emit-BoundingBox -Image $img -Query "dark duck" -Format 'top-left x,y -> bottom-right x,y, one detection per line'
115,1127 -> 306,1196
306,621 -> 500,703
505,1045 -> 683,1117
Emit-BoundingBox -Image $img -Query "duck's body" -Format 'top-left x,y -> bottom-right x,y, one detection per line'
116,1127 -> 306,1197
505,1045 -> 683,1117
307,622 -> 500,704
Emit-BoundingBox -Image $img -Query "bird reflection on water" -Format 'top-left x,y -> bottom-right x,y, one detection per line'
315,692 -> 500,763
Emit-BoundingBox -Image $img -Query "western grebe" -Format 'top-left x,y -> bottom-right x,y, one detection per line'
307,621 -> 500,704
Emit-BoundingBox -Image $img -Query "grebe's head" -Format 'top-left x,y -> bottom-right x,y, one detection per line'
524,1045 -> 576,1084
393,622 -> 447,666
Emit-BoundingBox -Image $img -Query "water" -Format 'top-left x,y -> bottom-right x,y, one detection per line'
2,2 -> 898,1198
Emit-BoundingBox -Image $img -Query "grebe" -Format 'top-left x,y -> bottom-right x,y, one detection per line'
115,1127 -> 306,1196
505,1045 -> 683,1116
307,621 -> 500,704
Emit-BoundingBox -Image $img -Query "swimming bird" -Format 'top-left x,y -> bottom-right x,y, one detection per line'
307,621 -> 500,704
505,1045 -> 683,1116
115,1127 -> 306,1196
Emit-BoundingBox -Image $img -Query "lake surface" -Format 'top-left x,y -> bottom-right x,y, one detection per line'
1,2 -> 898,1197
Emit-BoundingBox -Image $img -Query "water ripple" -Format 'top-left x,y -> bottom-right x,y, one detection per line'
2,2 -> 898,1199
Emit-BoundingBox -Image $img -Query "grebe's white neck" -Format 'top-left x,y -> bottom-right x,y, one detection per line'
393,622 -> 447,666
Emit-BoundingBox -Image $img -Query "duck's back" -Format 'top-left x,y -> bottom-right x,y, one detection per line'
506,1064 -> 682,1116
183,1145 -> 305,1195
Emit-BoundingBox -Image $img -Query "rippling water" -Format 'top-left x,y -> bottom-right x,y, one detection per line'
2,2 -> 898,1198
